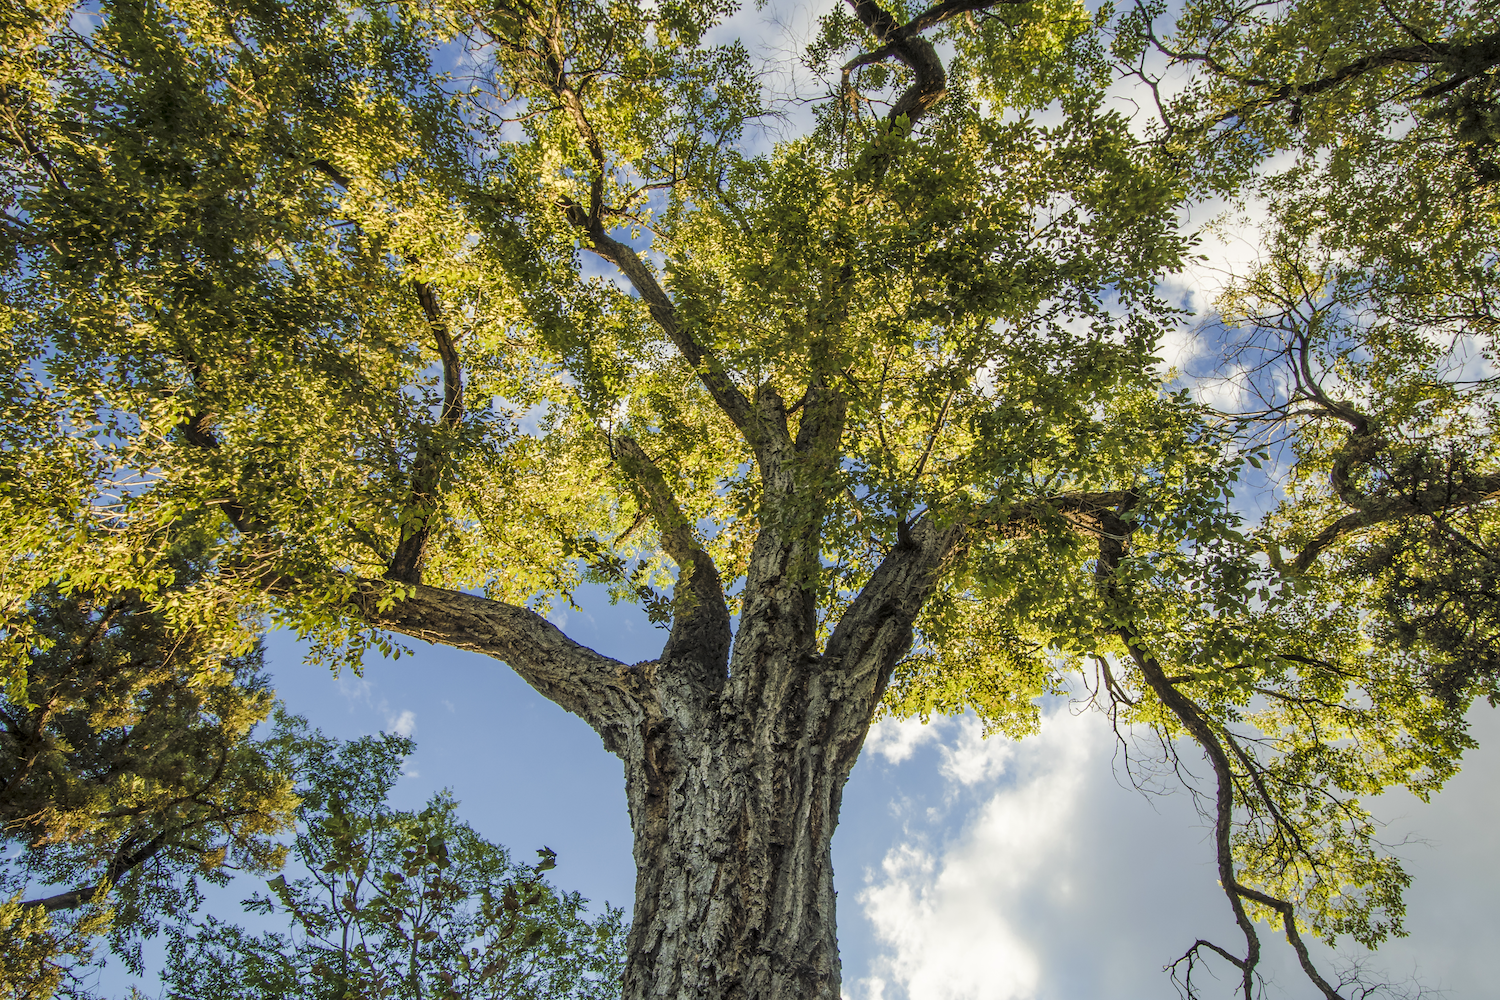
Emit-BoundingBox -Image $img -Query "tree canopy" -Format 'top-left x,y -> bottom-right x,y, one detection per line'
1,0 -> 1496,996
0,579 -> 294,999
163,725 -> 627,1000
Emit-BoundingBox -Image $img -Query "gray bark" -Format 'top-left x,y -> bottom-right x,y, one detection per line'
364,516 -> 964,1000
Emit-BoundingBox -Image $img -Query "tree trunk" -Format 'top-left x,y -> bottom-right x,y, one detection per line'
363,518 -> 966,1000
619,651 -> 864,1000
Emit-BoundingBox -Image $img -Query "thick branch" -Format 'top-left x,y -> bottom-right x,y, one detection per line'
730,379 -> 852,659
791,375 -> 848,494
614,436 -> 731,684
841,0 -> 1034,128
824,516 -> 968,729
1290,472 -> 1500,573
844,0 -> 950,126
21,885 -> 104,913
355,582 -> 641,754
20,828 -> 170,913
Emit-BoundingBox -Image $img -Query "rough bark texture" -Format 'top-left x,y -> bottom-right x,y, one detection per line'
364,510 -> 962,1000
613,519 -> 964,999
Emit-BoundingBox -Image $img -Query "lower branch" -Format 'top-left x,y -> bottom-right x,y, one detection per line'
20,885 -> 105,913
353,581 -> 642,754
19,828 -> 169,913
613,435 -> 731,687
823,516 -> 969,730
1094,516 -> 1348,1000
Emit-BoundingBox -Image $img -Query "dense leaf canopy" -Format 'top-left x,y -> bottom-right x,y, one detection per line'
1,0 -> 1496,995
0,580 -> 294,998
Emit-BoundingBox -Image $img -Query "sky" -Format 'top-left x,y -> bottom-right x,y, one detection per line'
70,2 -> 1500,998
115,594 -> 1493,1000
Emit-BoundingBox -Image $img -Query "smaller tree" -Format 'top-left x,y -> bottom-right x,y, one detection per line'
1,583 -> 296,997
164,724 -> 627,1000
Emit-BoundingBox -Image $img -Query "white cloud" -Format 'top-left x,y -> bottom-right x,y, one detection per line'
937,717 -> 1015,787
846,696 -> 1500,1000
336,670 -> 374,708
865,716 -> 949,765
854,706 -> 1108,1000
386,709 -> 418,738
1194,363 -> 1252,412
1154,322 -> 1203,375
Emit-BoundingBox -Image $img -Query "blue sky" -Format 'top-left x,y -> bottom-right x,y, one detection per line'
72,2 -> 1500,996
99,586 -> 1493,1000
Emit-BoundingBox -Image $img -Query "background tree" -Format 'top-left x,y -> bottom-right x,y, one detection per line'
0,575 -> 296,997
0,0 -> 1492,998
164,724 -> 627,1000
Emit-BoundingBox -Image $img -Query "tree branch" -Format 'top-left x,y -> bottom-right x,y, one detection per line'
19,828 -> 171,913
387,279 -> 465,584
1093,512 -> 1348,1000
824,516 -> 969,732
1134,2 -> 1500,135
844,0 -> 950,126
1290,472 -> 1500,573
613,436 -> 730,689
353,582 -> 642,754
569,215 -> 761,447
732,379 -> 852,658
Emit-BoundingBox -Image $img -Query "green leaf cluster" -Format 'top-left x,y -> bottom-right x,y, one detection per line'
163,723 -> 626,1000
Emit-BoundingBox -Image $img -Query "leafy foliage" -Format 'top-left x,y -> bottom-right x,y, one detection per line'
0,582 -> 294,993
1108,1 -> 1500,993
163,725 -> 627,1000
1,0 -> 1496,996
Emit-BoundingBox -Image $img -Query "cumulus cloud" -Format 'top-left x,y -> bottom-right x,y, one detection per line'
937,717 -> 1016,787
855,706 -> 1104,1000
845,695 -> 1500,1000
386,709 -> 417,738
865,716 -> 950,765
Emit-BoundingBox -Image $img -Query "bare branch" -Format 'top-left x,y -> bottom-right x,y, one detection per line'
1093,511 -> 1352,1000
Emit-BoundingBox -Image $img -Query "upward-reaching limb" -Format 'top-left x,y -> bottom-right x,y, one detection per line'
842,0 -> 1036,126
614,435 -> 732,696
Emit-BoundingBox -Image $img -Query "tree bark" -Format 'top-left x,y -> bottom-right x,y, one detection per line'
614,517 -> 963,1000
362,514 -> 963,1000
617,660 -> 853,1000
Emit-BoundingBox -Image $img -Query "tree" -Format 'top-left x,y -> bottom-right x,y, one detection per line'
0,580 -> 296,997
1110,1 -> 1500,994
1,1 -> 1494,998
162,724 -> 627,1000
